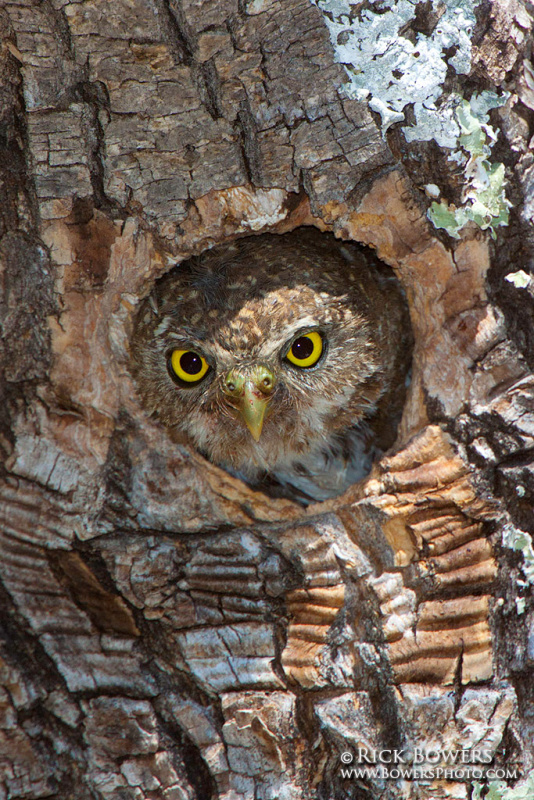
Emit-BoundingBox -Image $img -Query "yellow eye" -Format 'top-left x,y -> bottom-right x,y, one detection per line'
285,331 -> 323,368
168,349 -> 210,384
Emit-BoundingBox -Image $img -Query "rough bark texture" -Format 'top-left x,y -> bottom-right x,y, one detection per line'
0,1 -> 534,799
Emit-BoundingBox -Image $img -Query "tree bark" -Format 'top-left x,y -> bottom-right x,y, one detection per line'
0,1 -> 533,799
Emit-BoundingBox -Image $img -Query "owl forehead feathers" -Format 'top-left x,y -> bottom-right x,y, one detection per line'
149,234 -> 363,354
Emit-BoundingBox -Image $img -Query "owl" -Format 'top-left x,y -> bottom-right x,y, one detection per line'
131,229 -> 411,502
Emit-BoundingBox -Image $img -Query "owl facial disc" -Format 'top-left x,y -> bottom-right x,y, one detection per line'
222,365 -> 276,441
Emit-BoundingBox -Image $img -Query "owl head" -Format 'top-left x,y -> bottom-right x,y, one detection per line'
131,230 -> 410,482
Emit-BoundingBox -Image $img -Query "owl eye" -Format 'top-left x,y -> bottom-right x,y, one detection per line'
285,331 -> 324,368
168,349 -> 210,385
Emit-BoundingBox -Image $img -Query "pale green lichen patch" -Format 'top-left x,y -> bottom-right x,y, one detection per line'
472,772 -> 534,800
428,93 -> 511,238
502,523 -> 534,586
505,270 -> 532,289
312,0 -> 510,239
313,0 -> 478,142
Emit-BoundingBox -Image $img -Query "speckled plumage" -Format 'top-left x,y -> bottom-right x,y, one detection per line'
131,230 -> 411,502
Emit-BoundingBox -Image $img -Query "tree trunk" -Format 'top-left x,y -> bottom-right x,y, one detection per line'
1,1 -> 533,798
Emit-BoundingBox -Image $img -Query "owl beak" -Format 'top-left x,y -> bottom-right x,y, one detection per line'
240,381 -> 270,441
223,366 -> 276,442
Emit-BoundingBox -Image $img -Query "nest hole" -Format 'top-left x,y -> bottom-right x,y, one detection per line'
130,228 -> 413,505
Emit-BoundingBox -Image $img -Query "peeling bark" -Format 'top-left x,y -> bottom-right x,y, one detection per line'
1,1 -> 534,799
